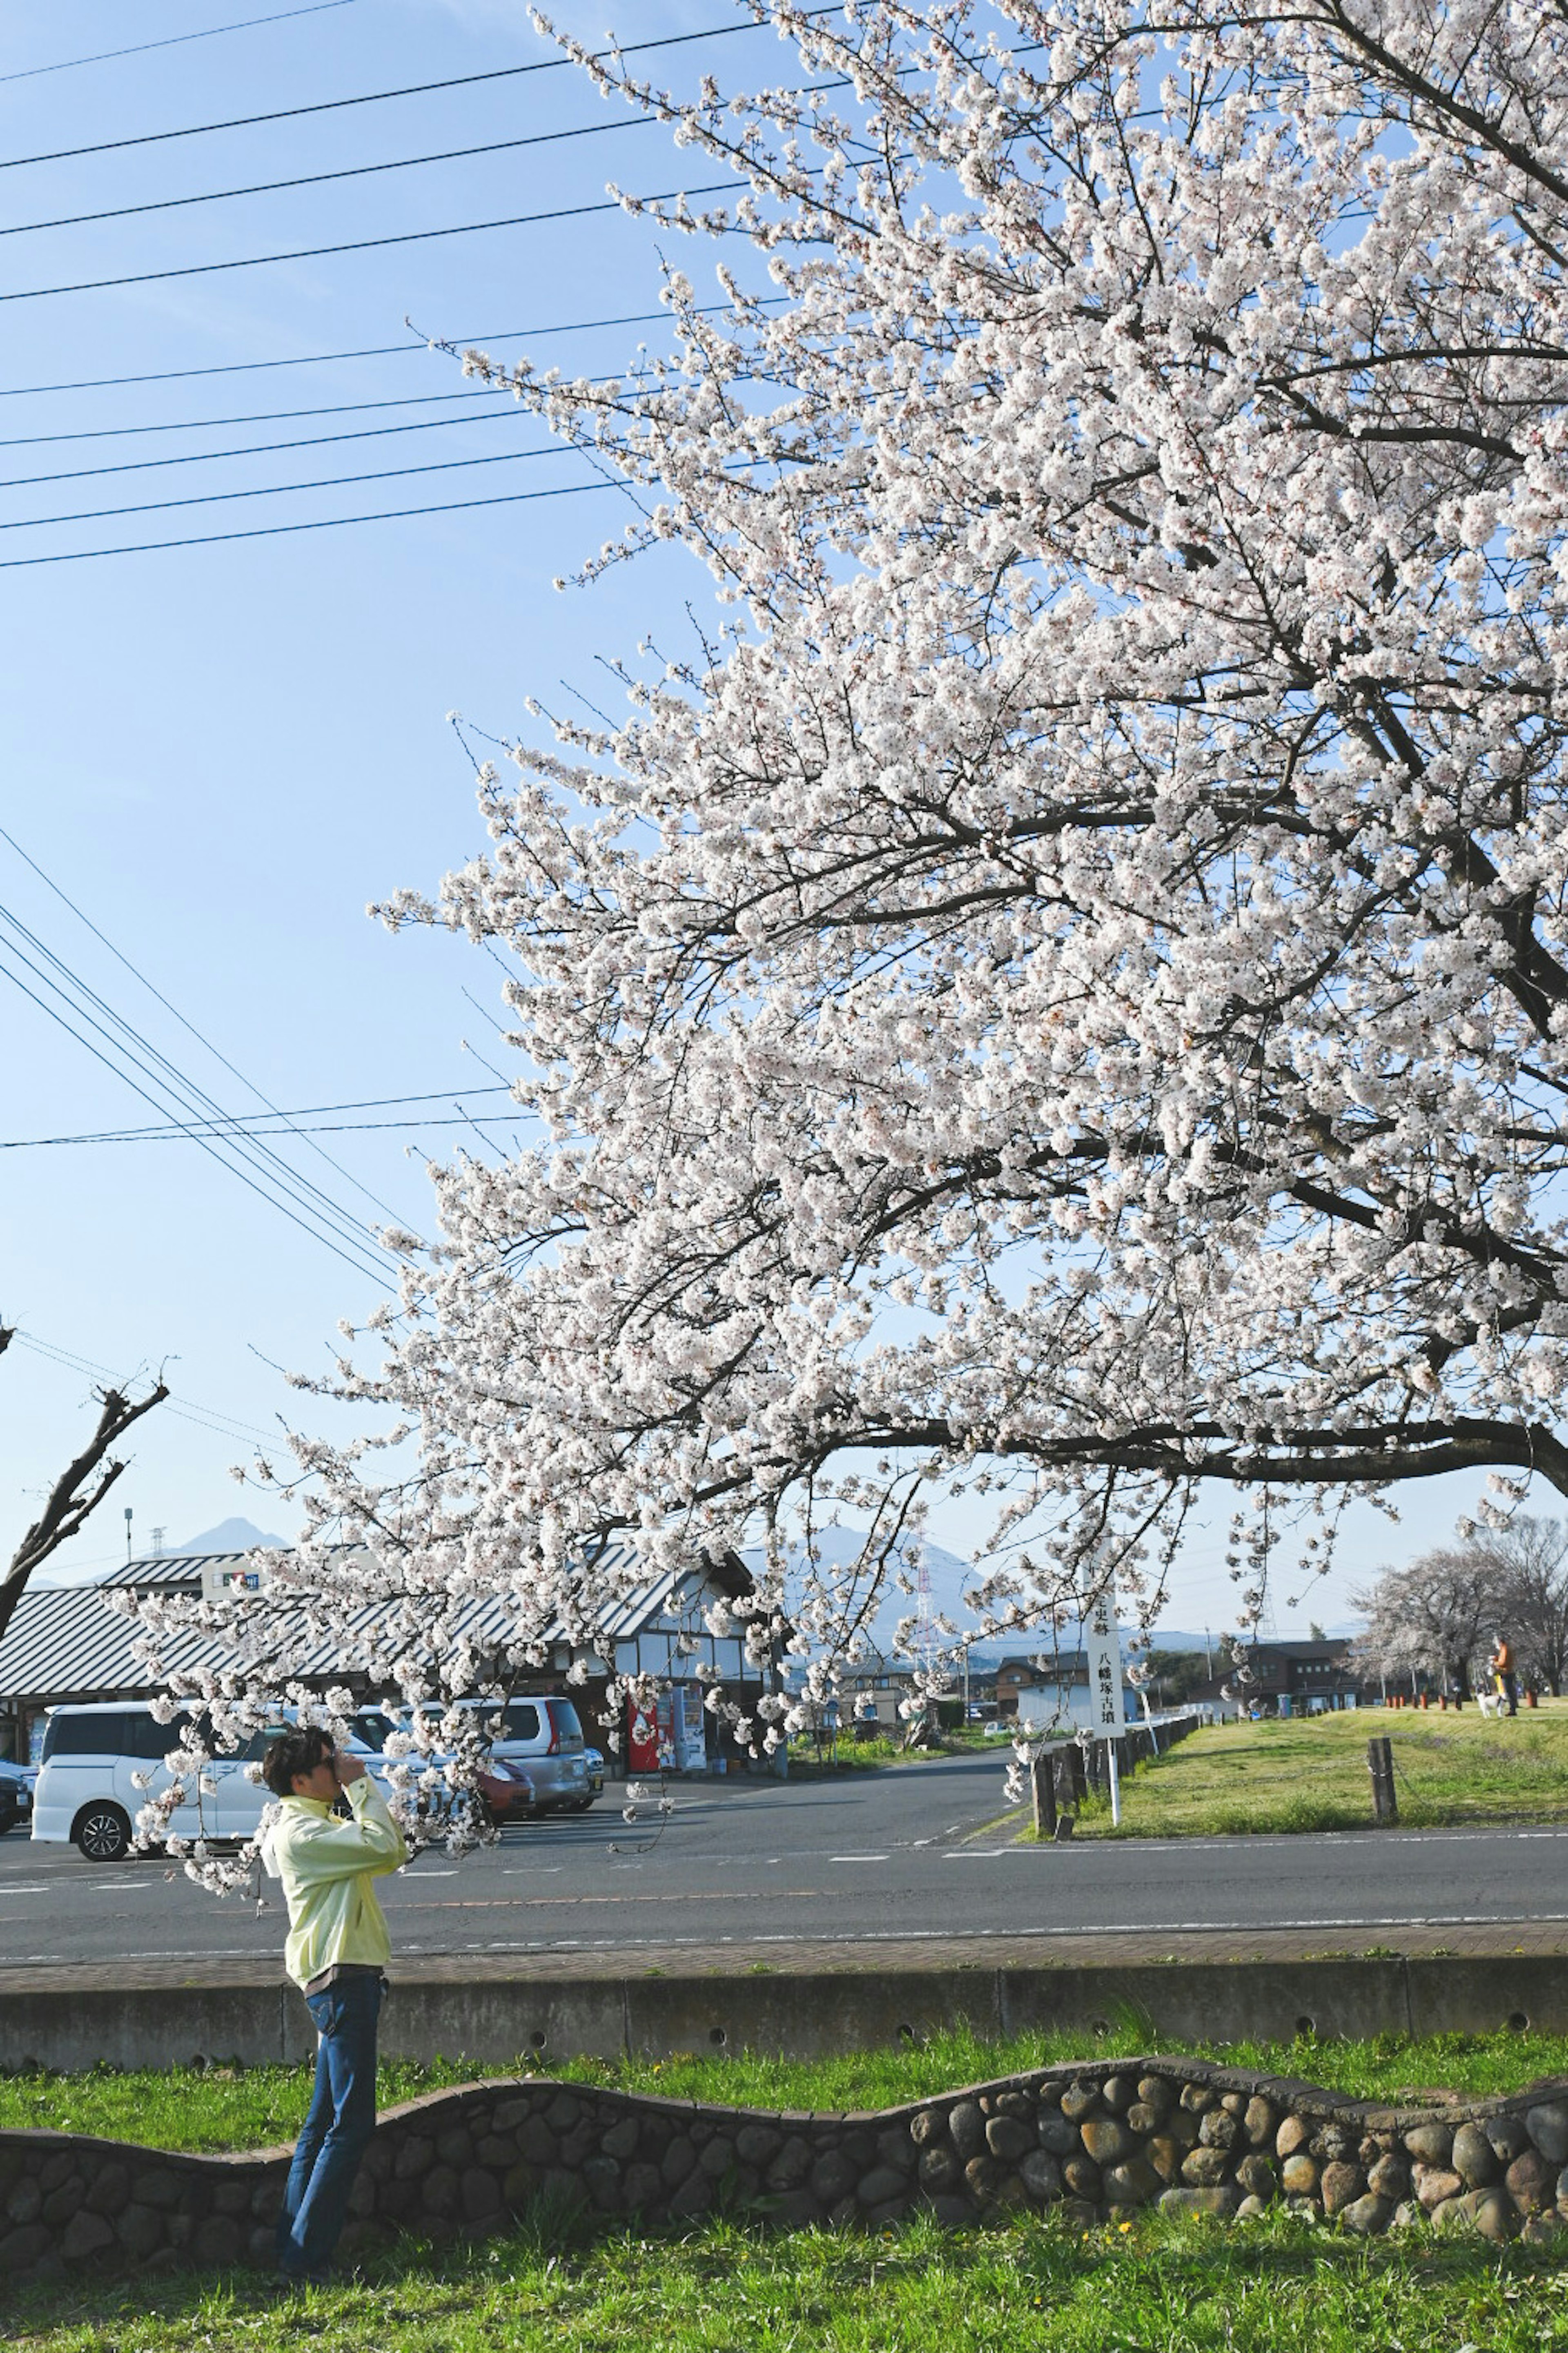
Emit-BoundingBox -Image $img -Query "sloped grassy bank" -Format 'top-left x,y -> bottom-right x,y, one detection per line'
5,2023 -> 1567,2150
9,2038 -> 1568,2291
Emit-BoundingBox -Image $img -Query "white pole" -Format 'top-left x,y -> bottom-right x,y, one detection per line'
1107,1738 -> 1121,1827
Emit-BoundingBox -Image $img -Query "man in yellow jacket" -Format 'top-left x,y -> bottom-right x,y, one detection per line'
261,1722 -> 408,2286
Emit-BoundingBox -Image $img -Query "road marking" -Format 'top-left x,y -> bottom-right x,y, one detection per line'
394,1888 -> 825,1911
0,1884 -> 47,1895
829,1854 -> 889,1863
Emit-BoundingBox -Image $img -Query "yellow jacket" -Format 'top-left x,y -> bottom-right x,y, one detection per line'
263,1774 -> 408,1989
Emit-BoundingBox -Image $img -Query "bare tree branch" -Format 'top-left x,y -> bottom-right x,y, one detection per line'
0,1337 -> 169,1646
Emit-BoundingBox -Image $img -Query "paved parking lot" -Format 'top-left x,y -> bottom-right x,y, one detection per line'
7,1753 -> 1568,1974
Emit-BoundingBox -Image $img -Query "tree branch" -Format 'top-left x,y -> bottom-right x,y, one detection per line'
0,1367 -> 169,1646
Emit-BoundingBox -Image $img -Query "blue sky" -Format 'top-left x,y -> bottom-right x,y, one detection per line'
0,0 -> 1497,1616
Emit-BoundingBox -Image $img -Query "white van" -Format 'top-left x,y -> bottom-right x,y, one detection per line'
31,1702 -> 274,1860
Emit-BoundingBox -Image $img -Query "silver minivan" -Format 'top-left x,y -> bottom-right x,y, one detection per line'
410,1695 -> 594,1814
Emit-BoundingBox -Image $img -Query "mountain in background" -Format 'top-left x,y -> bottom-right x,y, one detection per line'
742,1527 -> 1360,1660
172,1517 -> 287,1555
33,1515 -> 288,1589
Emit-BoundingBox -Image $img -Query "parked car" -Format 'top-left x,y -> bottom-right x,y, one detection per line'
0,1759 -> 36,1835
476,1760 -> 535,1827
405,1696 -> 594,1815
31,1702 -> 278,1860
582,1747 -> 606,1799
31,1705 -> 388,1860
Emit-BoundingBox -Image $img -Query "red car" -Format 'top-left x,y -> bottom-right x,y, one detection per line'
476,1760 -> 535,1826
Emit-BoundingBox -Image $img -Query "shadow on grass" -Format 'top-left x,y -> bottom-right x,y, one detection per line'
6,2195 -> 1568,2344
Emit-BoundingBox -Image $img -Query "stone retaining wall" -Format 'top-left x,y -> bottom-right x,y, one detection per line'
4,2055 -> 1568,2285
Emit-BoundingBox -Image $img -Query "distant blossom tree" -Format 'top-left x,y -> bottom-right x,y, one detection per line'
1352,1542 -> 1506,1696
1479,1513 -> 1568,1693
128,1 -> 1568,1869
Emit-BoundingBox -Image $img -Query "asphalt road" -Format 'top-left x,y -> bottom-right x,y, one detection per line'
4,1752 -> 1567,1970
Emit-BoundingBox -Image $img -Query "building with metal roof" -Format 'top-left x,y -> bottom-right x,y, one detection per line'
0,1544 -> 765,1767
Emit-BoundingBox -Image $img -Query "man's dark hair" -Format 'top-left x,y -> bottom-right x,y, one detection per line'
262,1723 -> 333,1799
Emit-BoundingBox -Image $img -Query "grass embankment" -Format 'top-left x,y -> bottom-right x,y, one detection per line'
7,2024 -> 1568,2152
11,2030 -> 1568,2344
11,2206 -> 1568,2351
1064,1701 -> 1568,1838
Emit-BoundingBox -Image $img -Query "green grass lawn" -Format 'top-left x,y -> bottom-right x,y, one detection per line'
11,2029 -> 1568,2345
7,2023 -> 1568,2152
8,2202 -> 1568,2350
1062,1700 -> 1568,1837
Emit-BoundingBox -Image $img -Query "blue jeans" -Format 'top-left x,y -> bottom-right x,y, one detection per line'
276,1972 -> 384,2279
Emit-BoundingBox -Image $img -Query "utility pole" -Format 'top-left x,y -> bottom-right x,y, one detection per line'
123,1504 -> 133,1564
1203,1625 -> 1212,1676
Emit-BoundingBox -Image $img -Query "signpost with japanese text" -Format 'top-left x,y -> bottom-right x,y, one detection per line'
1084,1584 -> 1127,1824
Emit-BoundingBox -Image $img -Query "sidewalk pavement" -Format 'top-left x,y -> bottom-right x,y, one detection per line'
6,1918 -> 1568,1997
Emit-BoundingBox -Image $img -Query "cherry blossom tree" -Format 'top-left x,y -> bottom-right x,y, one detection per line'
134,0 -> 1568,1827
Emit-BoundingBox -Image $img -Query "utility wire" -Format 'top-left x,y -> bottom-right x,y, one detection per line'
0,933 -> 391,1285
0,111 -> 661,241
0,822 -> 416,1237
2,1085 -> 515,1145
0,16 -> 830,173
0,403 -> 539,490
1,2 -> 366,85
0,299 -> 783,398
0,443 -> 583,534
0,386 -> 521,448
0,907 -> 395,1276
0,476 -> 614,567
8,1112 -> 527,1142
3,68 -> 851,244
0,179 -> 740,306
10,1329 -> 286,1452
0,901 -> 398,1277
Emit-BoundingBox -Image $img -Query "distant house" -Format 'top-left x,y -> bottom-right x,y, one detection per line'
1193,1638 -> 1369,1716
0,1543 -> 766,1768
998,1651 -> 1136,1733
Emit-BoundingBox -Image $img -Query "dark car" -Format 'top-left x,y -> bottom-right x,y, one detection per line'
0,1759 -> 37,1835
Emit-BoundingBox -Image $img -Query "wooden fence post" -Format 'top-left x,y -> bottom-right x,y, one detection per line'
1367,1735 -> 1398,1824
1030,1753 -> 1057,1838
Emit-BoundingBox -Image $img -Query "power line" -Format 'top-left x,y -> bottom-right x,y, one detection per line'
0,2 -> 366,85
0,111 -> 660,241
0,443 -> 584,534
0,822 -> 416,1237
8,1112 -> 526,1143
0,477 -> 615,568
10,1330 -> 286,1452
0,16 -> 822,173
0,180 -> 739,306
0,386 -> 520,448
0,300 -> 782,399
0,911 -> 396,1280
2,1085 -> 514,1146
0,890 -> 403,1279
0,402 -> 537,490
0,931 -> 391,1285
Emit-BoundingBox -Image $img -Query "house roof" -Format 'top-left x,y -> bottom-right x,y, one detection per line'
0,1543 -> 755,1705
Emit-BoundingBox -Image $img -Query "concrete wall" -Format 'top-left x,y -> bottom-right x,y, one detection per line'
2,1953 -> 1565,2074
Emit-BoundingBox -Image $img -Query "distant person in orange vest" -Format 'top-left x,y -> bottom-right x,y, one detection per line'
1490,1633 -> 1518,1718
